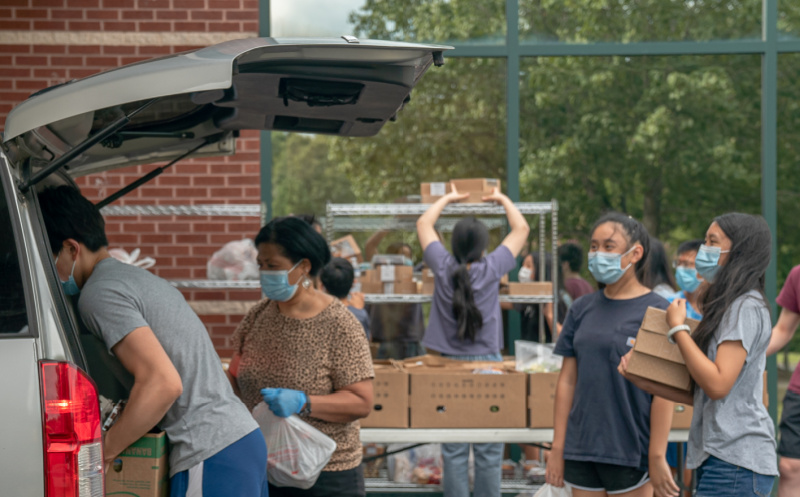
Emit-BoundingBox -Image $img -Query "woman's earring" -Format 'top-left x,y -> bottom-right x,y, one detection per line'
302,277 -> 312,290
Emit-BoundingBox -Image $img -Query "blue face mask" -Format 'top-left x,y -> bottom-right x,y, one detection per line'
55,252 -> 80,296
695,244 -> 729,283
588,246 -> 635,285
260,261 -> 302,302
675,266 -> 701,293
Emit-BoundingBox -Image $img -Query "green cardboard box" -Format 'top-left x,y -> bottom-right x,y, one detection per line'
106,431 -> 169,497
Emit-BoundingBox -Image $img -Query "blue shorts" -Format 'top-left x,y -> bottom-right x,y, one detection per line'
170,428 -> 268,497
696,456 -> 774,497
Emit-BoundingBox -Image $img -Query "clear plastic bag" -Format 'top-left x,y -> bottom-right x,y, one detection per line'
252,402 -> 337,489
514,340 -> 563,373
532,483 -> 572,497
207,239 -> 259,281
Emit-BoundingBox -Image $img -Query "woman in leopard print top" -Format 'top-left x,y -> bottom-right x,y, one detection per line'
227,216 -> 374,497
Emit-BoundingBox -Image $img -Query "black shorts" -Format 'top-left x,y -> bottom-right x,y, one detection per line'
779,390 -> 800,459
564,459 -> 649,494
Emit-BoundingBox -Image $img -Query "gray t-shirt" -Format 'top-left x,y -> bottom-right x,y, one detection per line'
686,290 -> 777,475
79,258 -> 259,476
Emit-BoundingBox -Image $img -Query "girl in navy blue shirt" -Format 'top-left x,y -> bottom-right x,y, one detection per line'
546,213 -> 678,497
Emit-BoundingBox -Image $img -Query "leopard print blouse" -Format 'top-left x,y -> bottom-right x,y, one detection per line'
231,298 -> 374,471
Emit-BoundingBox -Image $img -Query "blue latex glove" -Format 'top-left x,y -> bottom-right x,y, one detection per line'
260,388 -> 307,418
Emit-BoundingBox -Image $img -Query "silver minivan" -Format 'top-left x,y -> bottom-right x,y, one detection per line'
0,37 -> 449,496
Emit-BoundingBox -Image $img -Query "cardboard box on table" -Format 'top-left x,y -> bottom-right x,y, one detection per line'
625,307 -> 700,395
403,356 -> 527,428
106,431 -> 169,497
450,178 -> 502,203
331,235 -> 363,264
361,360 -> 409,428
528,372 -> 559,428
507,282 -> 553,296
671,403 -> 693,429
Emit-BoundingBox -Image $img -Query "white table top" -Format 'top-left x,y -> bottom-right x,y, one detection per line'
360,428 -> 691,444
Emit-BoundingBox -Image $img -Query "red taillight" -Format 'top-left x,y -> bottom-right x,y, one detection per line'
40,361 -> 104,497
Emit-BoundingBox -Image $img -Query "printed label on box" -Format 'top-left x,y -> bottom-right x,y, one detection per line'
430,182 -> 447,196
380,265 -> 396,282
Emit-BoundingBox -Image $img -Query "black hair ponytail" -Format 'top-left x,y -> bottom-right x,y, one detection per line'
450,217 -> 489,342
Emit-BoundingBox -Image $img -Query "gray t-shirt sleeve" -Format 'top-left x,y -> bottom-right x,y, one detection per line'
78,283 -> 149,354
716,295 -> 764,356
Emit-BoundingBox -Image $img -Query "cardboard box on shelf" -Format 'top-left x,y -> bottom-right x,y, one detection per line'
379,265 -> 414,282
361,269 -> 379,283
393,281 -> 417,295
626,307 -> 701,394
407,362 -> 527,428
106,431 -> 169,497
421,182 -> 452,204
450,178 -> 502,203
360,281 -> 384,294
422,268 -> 435,283
331,235 -> 363,263
507,282 -> 553,296
361,361 -> 409,428
671,403 -> 693,429
421,281 -> 435,295
527,372 -> 559,428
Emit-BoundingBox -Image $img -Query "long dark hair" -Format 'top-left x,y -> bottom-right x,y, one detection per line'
591,212 -> 651,286
254,216 -> 331,276
642,236 -> 677,292
693,213 -> 771,356
450,217 -> 489,342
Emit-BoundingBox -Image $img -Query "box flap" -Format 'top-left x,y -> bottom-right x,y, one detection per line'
633,329 -> 686,365
640,306 -> 700,336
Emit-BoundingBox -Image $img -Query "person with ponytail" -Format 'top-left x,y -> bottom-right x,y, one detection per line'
416,186 -> 529,497
619,213 -> 778,497
546,212 -> 678,497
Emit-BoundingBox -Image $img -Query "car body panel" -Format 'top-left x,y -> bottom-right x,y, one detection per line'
3,37 -> 451,178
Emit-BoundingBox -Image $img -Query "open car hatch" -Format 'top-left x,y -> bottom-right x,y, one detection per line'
2,37 -> 451,179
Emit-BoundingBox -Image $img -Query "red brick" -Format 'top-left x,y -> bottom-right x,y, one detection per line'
209,0 -> 238,8
120,56 -> 148,65
32,45 -> 66,54
155,176 -> 191,186
227,291 -> 260,300
157,268 -> 193,279
109,234 -> 140,244
182,256 -> 209,266
0,90 -> 32,100
215,348 -> 234,359
69,20 -> 102,30
208,22 -> 241,32
211,234 -> 241,244
140,187 -> 175,198
85,56 -> 119,67
0,53 -> 14,64
199,222 -> 227,232
68,45 -> 101,54
173,0 -> 205,8
51,9 -> 84,19
243,188 -> 260,197
176,234 -> 209,244
191,246 -> 218,257
243,0 -> 257,8
190,10 -> 222,20
225,222 -> 259,232
175,187 -> 209,197
86,9 -> 119,19
1,0 -> 29,6
16,55 -> 50,66
0,44 -> 31,54
225,11 -> 254,21
201,315 -> 227,324
138,45 -> 172,56
210,164 -> 243,174
103,21 -> 136,30
33,20 -> 66,29
124,222 -> 156,233
35,0 -> 67,6
121,9 -> 152,19
210,188 -> 244,197
156,10 -> 187,20
50,56 -> 84,66
138,0 -> 169,7
241,21 -> 257,32
157,222 -> 191,232
68,68 -> 101,78
34,68 -> 68,79
243,164 -> 260,174
15,9 -> 49,18
103,45 -> 136,55
68,0 -> 100,6
173,21 -> 205,31
137,21 -> 171,31
210,337 -> 228,348
191,176 -> 222,186
141,234 -> 174,244
0,80 -> 13,90
209,325 -> 237,335
191,291 -> 225,300
102,0 -> 135,7
157,245 -> 191,256
0,20 -> 31,29
15,79 -> 48,90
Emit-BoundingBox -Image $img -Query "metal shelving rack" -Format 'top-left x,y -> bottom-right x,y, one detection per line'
325,201 -> 560,331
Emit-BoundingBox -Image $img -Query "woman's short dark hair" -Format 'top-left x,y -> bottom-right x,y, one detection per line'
449,217 -> 490,342
319,257 -> 354,299
677,239 -> 704,256
254,216 -> 331,276
591,211 -> 651,281
558,242 -> 583,272
38,185 -> 108,254
694,213 -> 771,357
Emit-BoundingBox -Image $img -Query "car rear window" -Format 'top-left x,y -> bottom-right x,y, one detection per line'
0,180 -> 29,334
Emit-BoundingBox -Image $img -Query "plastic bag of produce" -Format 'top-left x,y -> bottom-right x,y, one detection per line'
533,483 -> 572,497
207,238 -> 259,281
515,341 -> 562,373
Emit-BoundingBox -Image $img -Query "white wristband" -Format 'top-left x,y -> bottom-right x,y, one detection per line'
667,324 -> 691,344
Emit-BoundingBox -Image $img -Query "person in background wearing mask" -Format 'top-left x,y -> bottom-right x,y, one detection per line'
547,212 -> 677,497
641,236 -> 678,299
558,242 -> 595,301
319,257 -> 371,339
666,240 -> 705,320
766,263 -> 800,497
228,216 -> 374,497
38,186 -> 268,497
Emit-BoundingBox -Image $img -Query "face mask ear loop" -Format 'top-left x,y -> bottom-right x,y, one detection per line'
620,245 -> 637,271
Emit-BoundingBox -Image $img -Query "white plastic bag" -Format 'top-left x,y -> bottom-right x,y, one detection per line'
533,483 -> 572,497
207,239 -> 259,281
252,402 -> 337,489
108,247 -> 156,269
515,340 -> 563,373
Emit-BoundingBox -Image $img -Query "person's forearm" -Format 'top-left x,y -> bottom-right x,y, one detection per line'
767,325 -> 795,356
673,331 -> 728,397
307,391 -> 372,424
104,377 -> 181,462
649,396 -> 673,459
499,196 -> 528,234
551,379 -> 575,453
417,196 -> 450,231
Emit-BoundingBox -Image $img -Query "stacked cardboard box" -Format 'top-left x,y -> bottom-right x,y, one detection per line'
528,372 -> 559,428
420,268 -> 435,295
361,360 -> 410,428
420,178 -> 502,204
626,307 -> 700,395
420,182 -> 452,204
106,431 -> 169,497
359,263 -> 415,294
330,235 -> 363,264
507,282 -> 553,296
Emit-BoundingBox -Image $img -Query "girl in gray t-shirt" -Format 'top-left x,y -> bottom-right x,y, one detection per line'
621,212 -> 778,497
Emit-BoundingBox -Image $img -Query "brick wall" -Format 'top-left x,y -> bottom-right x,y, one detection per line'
0,0 -> 262,358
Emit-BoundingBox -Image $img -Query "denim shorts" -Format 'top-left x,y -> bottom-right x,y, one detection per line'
696,456 -> 774,497
441,352 -> 503,362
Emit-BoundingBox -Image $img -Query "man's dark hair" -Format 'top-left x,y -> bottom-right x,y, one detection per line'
38,185 -> 108,255
295,213 -> 322,232
254,216 -> 331,276
558,242 -> 583,272
677,239 -> 704,256
319,257 -> 355,299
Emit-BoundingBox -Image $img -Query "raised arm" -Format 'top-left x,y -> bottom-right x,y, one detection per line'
416,187 -> 469,251
365,230 -> 391,262
482,188 -> 530,257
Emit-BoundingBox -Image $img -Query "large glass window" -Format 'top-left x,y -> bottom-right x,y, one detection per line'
0,179 -> 29,334
519,0 -> 762,44
271,0 -> 506,45
519,55 -> 762,245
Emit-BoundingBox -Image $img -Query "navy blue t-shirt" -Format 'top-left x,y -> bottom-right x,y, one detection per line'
553,290 -> 669,470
